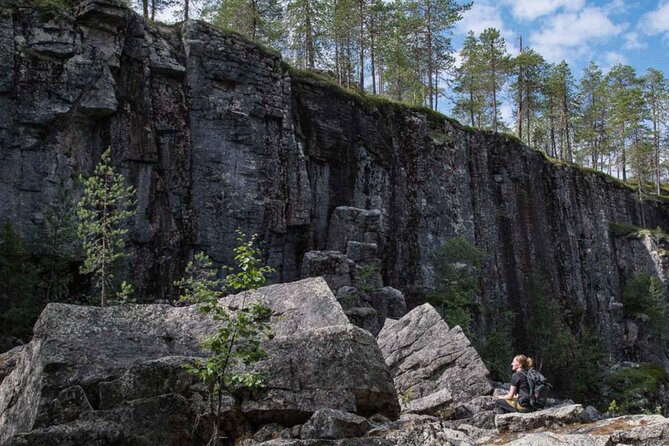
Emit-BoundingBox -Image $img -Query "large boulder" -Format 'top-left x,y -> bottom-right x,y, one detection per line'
301,408 -> 370,440
377,304 -> 492,414
500,413 -> 669,446
495,404 -> 588,433
573,414 -> 669,445
502,432 -> 610,446
242,324 -> 400,423
0,277 -> 398,444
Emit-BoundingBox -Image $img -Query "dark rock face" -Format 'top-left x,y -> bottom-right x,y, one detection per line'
0,0 -> 668,363
0,277 -> 399,444
301,205 -> 406,336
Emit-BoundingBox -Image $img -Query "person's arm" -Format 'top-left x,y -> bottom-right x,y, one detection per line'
497,385 -> 517,400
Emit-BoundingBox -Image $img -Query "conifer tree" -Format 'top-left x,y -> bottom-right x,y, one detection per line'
545,61 -> 576,161
453,31 -> 484,127
77,149 -> 136,307
205,0 -> 284,46
478,28 -> 509,132
286,0 -> 324,69
643,68 -> 668,195
574,62 -> 608,170
421,0 -> 471,109
511,46 -> 545,145
40,184 -> 77,303
606,64 -> 645,181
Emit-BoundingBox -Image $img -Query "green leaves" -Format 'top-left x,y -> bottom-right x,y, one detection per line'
622,273 -> 668,340
76,148 -> 136,307
428,236 -> 484,336
175,230 -> 275,431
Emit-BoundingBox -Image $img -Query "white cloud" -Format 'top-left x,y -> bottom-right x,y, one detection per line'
529,7 -> 624,63
456,1 -> 519,55
622,32 -> 646,50
456,3 -> 506,36
639,0 -> 669,40
602,51 -> 627,67
502,0 -> 585,21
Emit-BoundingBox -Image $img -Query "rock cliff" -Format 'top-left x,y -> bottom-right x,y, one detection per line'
0,0 -> 668,363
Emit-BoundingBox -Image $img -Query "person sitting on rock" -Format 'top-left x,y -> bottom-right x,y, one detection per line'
495,354 -> 533,413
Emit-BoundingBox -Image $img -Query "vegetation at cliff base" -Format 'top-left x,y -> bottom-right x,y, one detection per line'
606,363 -> 669,415
622,273 -> 668,340
77,148 -> 137,307
428,236 -> 484,337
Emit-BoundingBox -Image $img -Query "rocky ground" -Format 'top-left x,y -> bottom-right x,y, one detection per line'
1,278 -> 668,445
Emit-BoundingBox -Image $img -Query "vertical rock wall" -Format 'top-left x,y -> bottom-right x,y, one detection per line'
0,0 -> 668,362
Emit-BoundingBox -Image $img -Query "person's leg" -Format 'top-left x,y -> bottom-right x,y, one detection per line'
495,399 -> 518,413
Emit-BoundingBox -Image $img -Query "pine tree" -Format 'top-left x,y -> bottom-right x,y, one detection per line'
606,64 -> 645,181
511,46 -> 545,145
453,31 -> 484,127
422,0 -> 471,109
643,68 -> 668,195
286,0 -> 325,69
478,28 -> 509,132
77,148 -> 136,307
574,62 -> 608,170
205,0 -> 284,46
545,61 -> 576,161
39,184 -> 77,304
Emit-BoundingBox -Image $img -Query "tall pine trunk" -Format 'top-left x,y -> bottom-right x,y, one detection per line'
359,0 -> 364,91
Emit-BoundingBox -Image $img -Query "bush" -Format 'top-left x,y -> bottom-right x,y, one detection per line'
476,307 -> 516,380
622,273 -> 668,340
606,363 -> 669,414
428,237 -> 484,336
176,231 -> 274,445
0,223 -> 42,343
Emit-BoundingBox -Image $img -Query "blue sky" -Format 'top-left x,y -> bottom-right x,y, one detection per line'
453,0 -> 669,76
444,0 -> 669,118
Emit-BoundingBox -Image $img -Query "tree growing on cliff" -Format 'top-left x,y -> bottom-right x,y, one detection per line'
428,236 -> 484,336
77,148 -> 136,307
176,231 -> 274,446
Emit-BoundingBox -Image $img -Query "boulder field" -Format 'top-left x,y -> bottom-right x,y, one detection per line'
2,278 -> 668,445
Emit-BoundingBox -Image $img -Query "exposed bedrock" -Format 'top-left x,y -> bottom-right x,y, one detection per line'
0,0 -> 668,362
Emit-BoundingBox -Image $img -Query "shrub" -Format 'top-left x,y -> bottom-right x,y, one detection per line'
606,363 -> 669,414
622,273 -> 668,340
176,231 -> 274,445
428,236 -> 484,336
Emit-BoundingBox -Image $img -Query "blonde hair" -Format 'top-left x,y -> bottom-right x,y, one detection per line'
514,354 -> 534,370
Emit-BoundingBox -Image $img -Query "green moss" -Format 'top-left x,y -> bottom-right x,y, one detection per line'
609,223 -> 669,242
215,26 -> 282,58
34,0 -> 77,15
609,222 -> 644,238
288,67 -> 463,125
498,132 -> 523,145
430,131 -> 451,146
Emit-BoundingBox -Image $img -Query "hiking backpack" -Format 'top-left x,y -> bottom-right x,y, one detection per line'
521,368 -> 551,409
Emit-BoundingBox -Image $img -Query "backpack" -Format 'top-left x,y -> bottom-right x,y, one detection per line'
520,368 -> 551,409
